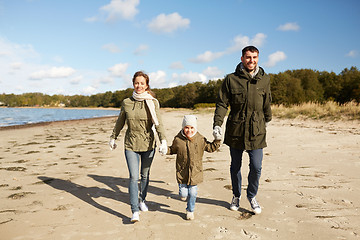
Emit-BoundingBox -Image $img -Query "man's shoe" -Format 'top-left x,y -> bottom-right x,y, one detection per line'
131,211 -> 140,222
186,211 -> 194,220
230,196 -> 240,211
248,197 -> 261,214
180,197 -> 187,201
139,201 -> 148,212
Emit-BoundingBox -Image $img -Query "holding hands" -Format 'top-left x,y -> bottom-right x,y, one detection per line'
213,126 -> 222,140
159,139 -> 168,155
109,138 -> 117,150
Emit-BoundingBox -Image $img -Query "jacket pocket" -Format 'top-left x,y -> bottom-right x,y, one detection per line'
230,88 -> 246,104
226,119 -> 245,137
250,112 -> 265,140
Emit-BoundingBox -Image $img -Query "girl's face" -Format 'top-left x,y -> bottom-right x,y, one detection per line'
183,125 -> 195,138
133,76 -> 148,94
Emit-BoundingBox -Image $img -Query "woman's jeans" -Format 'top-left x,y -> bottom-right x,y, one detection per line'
179,184 -> 198,212
229,148 -> 263,199
125,149 -> 155,213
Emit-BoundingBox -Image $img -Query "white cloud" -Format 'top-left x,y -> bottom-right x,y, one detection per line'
172,71 -> 207,84
226,33 -> 267,54
29,67 -> 76,80
264,51 -> 287,67
82,86 -> 97,95
99,76 -> 114,84
148,12 -> 190,33
202,66 -> 223,79
149,70 -> 167,87
346,50 -> 358,57
53,56 -> 63,63
0,37 -> 39,61
10,62 -> 22,70
277,22 -> 300,31
191,33 -> 266,64
100,0 -> 139,21
70,76 -> 83,85
169,61 -> 184,69
190,51 -> 225,63
84,16 -> 98,23
251,33 -> 267,47
134,44 -> 149,55
102,43 -> 121,53
108,63 -> 129,77
168,82 -> 179,88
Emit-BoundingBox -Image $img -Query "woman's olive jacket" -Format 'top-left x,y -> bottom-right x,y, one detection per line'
168,131 -> 220,185
213,63 -> 272,150
110,97 -> 166,152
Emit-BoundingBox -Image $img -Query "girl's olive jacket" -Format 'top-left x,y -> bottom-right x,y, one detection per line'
213,63 -> 272,150
110,97 -> 166,152
167,131 -> 220,185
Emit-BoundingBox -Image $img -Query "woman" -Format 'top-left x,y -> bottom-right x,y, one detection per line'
109,71 -> 167,222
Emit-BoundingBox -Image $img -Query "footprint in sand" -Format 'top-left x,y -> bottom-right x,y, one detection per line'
204,168 -> 217,172
213,227 -> 229,239
241,229 -> 259,239
0,167 -> 26,171
8,192 -> 35,199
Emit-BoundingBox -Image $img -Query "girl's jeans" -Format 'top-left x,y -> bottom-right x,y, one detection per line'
229,148 -> 263,199
125,149 -> 155,213
179,184 -> 198,212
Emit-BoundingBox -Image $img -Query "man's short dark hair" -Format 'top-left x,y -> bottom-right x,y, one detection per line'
242,46 -> 259,57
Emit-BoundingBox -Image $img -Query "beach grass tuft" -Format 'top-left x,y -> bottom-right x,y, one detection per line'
272,101 -> 360,120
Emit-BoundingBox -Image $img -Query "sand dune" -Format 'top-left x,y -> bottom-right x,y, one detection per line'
1,109 -> 359,239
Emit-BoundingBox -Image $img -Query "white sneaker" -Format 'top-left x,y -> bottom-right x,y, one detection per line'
186,211 -> 194,220
230,196 -> 240,211
248,197 -> 262,214
139,201 -> 148,212
131,211 -> 140,222
180,197 -> 187,201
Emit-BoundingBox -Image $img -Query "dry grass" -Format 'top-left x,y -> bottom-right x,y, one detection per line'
191,101 -> 360,121
272,101 -> 360,121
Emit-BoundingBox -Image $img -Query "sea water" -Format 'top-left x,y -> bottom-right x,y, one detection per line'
0,107 -> 120,127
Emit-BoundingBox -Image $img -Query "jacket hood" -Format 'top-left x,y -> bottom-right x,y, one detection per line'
235,62 -> 265,80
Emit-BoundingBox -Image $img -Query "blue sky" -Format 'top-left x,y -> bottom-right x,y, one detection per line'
0,0 -> 359,95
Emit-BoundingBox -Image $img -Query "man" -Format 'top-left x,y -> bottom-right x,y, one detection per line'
213,46 -> 272,214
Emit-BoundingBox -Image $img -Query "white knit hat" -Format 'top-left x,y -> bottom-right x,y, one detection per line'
182,115 -> 197,131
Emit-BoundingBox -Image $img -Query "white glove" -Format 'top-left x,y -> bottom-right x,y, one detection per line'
159,139 -> 167,155
213,126 -> 222,140
265,122 -> 269,128
109,138 -> 117,150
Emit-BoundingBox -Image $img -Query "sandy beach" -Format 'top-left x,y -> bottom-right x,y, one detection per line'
1,108 -> 359,240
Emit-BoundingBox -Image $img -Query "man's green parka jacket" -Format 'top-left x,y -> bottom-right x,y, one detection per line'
213,63 -> 272,150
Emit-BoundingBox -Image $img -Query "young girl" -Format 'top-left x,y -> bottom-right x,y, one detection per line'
109,71 -> 167,223
167,115 -> 221,220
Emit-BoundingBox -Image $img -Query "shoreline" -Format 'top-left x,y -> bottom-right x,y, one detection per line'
0,106 -> 120,110
0,115 -> 118,131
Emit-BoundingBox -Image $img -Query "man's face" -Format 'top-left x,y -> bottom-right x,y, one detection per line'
241,51 -> 258,73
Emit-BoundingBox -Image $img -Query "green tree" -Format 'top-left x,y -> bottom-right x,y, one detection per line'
286,69 -> 324,102
318,71 -> 342,101
338,67 -> 360,103
271,72 -> 305,105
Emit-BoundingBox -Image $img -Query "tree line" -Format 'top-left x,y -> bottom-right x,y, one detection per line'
1,67 -> 359,108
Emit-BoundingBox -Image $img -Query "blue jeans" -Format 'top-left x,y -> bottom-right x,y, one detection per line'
179,184 -> 198,212
125,149 -> 155,213
230,148 -> 263,199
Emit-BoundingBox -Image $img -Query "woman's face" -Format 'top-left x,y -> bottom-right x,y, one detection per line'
133,76 -> 148,94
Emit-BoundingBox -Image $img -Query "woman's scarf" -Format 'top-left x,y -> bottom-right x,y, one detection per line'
132,91 -> 159,126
